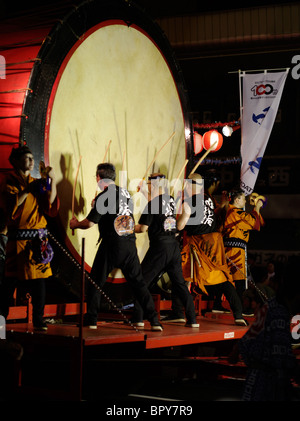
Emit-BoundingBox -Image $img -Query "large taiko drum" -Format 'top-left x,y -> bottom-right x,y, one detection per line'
0,0 -> 193,306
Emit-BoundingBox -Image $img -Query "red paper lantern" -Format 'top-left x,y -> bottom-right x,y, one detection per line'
193,132 -> 203,155
203,130 -> 223,152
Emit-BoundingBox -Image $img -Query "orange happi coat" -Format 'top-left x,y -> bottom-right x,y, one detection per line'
4,171 -> 59,280
181,232 -> 233,294
222,205 -> 264,281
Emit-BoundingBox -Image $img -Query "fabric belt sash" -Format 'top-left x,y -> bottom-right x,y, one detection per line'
9,228 -> 48,240
223,237 -> 247,250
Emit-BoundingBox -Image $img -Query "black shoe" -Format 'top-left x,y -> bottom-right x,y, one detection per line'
131,321 -> 145,328
83,315 -> 97,329
242,309 -> 255,317
162,314 -> 186,323
185,320 -> 200,328
83,320 -> 97,329
151,321 -> 163,331
124,318 -> 145,328
235,318 -> 249,326
212,306 -> 231,314
85,323 -> 97,329
33,322 -> 48,331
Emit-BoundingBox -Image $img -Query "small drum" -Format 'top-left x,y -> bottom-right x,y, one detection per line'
0,1 -> 193,301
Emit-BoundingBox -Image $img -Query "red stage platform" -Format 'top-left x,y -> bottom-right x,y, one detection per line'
3,312 -> 300,402
6,315 -> 249,348
4,314 -> 250,401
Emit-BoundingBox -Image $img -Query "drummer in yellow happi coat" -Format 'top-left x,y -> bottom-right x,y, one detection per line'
177,174 -> 247,326
222,189 -> 265,304
0,145 -> 59,330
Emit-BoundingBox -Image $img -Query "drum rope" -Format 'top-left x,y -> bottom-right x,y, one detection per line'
0,114 -> 27,119
48,231 -> 140,333
0,89 -> 32,94
5,59 -> 41,66
58,18 -> 83,41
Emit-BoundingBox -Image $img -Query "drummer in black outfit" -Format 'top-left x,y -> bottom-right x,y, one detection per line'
70,163 -> 162,330
132,173 -> 199,328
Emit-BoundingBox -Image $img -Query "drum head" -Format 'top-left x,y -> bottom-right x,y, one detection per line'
19,1 -> 192,282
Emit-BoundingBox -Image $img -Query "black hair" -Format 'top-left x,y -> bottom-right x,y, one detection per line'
96,162 -> 116,181
148,173 -> 166,181
9,145 -> 33,168
229,188 -> 244,204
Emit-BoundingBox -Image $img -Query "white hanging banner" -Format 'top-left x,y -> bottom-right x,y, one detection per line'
240,69 -> 289,195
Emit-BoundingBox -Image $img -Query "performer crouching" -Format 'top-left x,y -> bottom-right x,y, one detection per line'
133,173 -> 199,328
69,163 -> 162,331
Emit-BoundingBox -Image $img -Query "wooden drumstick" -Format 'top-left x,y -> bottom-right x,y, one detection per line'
103,140 -> 112,162
120,150 -> 127,188
143,131 -> 175,180
170,159 -> 188,197
138,131 -> 175,191
178,141 -> 218,200
93,141 -> 115,200
189,141 -> 217,176
122,150 -> 126,171
72,155 -> 82,236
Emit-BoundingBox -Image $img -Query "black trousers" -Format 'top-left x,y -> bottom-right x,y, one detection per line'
86,236 -> 159,324
0,277 -> 46,326
213,279 -> 245,314
132,238 -> 197,323
206,281 -> 243,319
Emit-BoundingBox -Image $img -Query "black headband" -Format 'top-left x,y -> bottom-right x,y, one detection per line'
148,174 -> 166,181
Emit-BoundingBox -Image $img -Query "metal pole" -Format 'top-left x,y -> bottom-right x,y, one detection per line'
238,70 -> 248,288
78,237 -> 85,400
79,237 -> 85,340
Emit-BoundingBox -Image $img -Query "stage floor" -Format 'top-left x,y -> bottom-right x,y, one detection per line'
6,315 -> 250,350
4,314 -> 251,401
4,314 -> 300,402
